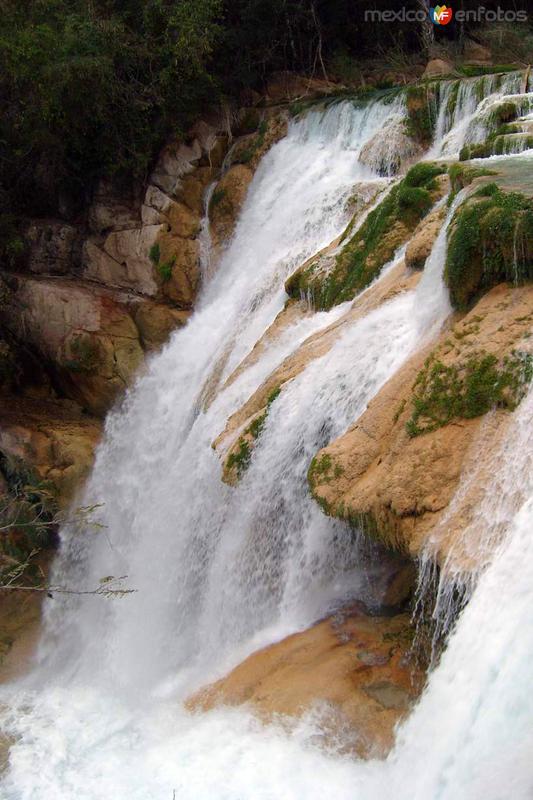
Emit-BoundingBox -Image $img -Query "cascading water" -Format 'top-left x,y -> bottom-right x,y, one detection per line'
428,71 -> 527,157
0,88 -> 532,800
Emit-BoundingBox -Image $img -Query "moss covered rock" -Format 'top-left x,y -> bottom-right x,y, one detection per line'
295,163 -> 447,310
445,184 -> 533,309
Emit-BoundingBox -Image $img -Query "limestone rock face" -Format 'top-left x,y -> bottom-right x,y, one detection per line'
88,180 -> 140,235
310,284 -> 533,570
0,276 -> 144,416
209,165 -> 253,248
188,602 -> 424,758
423,59 -> 455,78
405,204 -> 445,270
25,221 -> 81,276
0,396 -> 101,506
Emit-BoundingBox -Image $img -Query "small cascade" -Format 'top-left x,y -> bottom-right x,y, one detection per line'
429,71 -> 526,157
198,181 -> 217,283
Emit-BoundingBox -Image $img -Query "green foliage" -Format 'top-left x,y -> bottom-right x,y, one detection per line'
148,242 -> 174,281
445,186 -> 533,309
0,454 -> 58,579
0,0 -> 222,224
406,351 -> 533,437
299,162 -> 446,310
149,243 -> 161,265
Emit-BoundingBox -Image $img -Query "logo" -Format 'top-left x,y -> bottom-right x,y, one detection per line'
430,5 -> 453,25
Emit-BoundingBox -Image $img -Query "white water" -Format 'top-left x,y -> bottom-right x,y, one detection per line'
1,92 -> 533,799
429,71 -> 526,157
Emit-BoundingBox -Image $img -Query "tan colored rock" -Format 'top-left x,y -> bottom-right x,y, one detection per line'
423,59 -> 455,78
83,239 -> 159,297
0,275 -> 144,416
188,603 -> 424,758
143,185 -> 200,238
158,235 -> 200,309
101,225 -> 164,295
405,205 -> 446,270
310,284 -> 533,571
131,300 -> 190,350
0,396 -> 101,506
209,165 -> 253,248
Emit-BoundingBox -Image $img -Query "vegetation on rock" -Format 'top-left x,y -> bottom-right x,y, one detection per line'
0,455 -> 57,584
149,243 -> 176,283
445,185 -> 533,309
226,386 -> 281,480
288,162 -> 446,310
405,350 -> 533,437
405,85 -> 437,145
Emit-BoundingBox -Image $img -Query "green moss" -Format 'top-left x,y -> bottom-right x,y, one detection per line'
456,65 -> 520,77
234,120 -> 268,165
405,85 -> 437,145
304,162 -> 446,310
209,188 -> 226,211
447,164 -> 496,204
226,439 -> 251,477
459,97 -> 533,161
446,81 -> 460,117
445,185 -> 533,309
149,243 -> 161,264
406,350 -> 533,437
226,386 -> 281,479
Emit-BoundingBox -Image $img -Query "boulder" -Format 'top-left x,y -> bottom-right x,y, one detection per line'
359,120 -> 423,175
188,602 -> 424,758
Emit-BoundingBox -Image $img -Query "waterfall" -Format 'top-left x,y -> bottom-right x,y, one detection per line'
0,91 -> 532,800
429,71 -> 525,157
